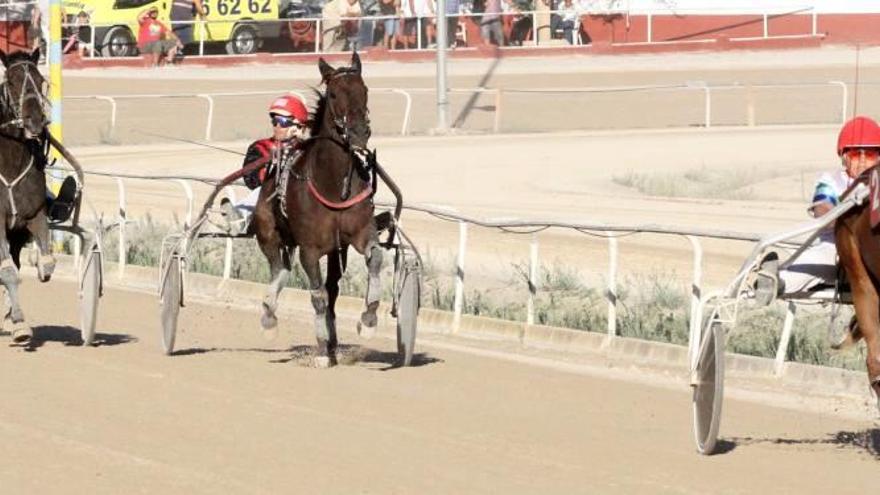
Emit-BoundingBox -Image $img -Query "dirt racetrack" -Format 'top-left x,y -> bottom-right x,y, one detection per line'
3,47 -> 880,492
0,274 -> 877,494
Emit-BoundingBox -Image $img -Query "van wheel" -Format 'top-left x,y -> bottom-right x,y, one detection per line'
101,27 -> 136,57
225,25 -> 259,55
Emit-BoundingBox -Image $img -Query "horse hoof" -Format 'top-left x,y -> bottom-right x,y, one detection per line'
357,321 -> 376,339
260,311 -> 277,330
37,255 -> 55,283
11,325 -> 31,345
313,356 -> 332,368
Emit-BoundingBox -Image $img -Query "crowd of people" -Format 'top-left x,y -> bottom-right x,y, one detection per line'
14,0 -> 588,64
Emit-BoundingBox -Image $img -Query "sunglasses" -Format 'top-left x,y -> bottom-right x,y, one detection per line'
270,115 -> 302,129
843,148 -> 880,162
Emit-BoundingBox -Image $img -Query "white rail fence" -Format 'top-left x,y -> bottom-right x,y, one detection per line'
60,167 -> 837,375
66,80 -> 849,140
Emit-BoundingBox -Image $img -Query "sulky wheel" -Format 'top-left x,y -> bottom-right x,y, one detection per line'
692,306 -> 726,455
395,261 -> 421,366
79,246 -> 102,346
159,255 -> 183,356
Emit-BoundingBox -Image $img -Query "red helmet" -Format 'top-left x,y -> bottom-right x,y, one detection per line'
268,94 -> 308,123
837,116 -> 880,156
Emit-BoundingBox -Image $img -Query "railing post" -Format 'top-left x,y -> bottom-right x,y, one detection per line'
391,89 -> 412,136
197,94 -> 215,141
704,86 -> 711,128
646,13 -> 652,43
116,177 -> 126,278
606,233 -> 618,339
686,235 -> 703,370
493,88 -> 503,133
763,12 -> 768,38
452,220 -> 467,333
811,10 -> 817,36
315,19 -> 322,53
95,96 -> 117,139
532,11 -> 538,46
417,17 -> 423,49
222,188 -> 237,281
774,301 -> 797,376
173,179 -> 194,229
527,233 -> 538,326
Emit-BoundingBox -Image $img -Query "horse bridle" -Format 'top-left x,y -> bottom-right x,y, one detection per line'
0,59 -> 50,132
324,69 -> 370,149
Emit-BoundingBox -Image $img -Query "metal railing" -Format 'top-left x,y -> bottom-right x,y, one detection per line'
65,79 -> 849,141
59,166 -> 834,371
58,3 -> 822,58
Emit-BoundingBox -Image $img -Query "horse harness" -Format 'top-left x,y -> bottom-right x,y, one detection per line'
0,59 -> 50,226
0,60 -> 49,131
268,135 -> 375,219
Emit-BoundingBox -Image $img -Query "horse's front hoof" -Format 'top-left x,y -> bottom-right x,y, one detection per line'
313,356 -> 334,368
357,321 -> 376,339
11,324 -> 31,345
37,255 -> 55,283
260,312 -> 278,330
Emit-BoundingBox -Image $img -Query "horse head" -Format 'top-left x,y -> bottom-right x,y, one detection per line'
0,48 -> 49,140
317,52 -> 371,149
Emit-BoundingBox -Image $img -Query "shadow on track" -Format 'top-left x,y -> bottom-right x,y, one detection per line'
724,429 -> 880,459
169,344 -> 441,370
4,325 -> 138,351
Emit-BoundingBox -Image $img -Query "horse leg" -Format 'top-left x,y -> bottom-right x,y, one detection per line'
357,240 -> 383,339
325,247 -> 346,365
0,234 -> 28,344
301,247 -> 334,368
837,226 -> 880,411
256,220 -> 292,330
25,210 -> 53,282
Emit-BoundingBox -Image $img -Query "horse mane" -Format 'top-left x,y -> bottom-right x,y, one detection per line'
309,87 -> 326,137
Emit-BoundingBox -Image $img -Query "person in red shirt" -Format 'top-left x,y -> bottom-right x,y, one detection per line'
137,6 -> 181,66
221,94 -> 310,234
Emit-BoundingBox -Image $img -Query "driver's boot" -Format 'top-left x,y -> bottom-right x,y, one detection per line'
754,252 -> 783,306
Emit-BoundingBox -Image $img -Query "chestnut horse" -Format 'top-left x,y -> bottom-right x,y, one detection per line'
253,52 -> 378,367
836,168 -> 880,411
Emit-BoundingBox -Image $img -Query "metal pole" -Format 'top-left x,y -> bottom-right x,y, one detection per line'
49,0 -> 65,251
435,0 -> 449,132
606,234 -> 618,339
774,301 -> 797,376
527,233 -> 538,326
452,220 -> 467,333
116,178 -> 126,278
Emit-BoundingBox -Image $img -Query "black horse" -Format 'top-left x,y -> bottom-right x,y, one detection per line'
0,48 -> 55,343
254,52 -> 378,367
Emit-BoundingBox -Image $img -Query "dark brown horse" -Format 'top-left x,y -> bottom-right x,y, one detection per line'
836,169 -> 880,411
0,48 -> 55,344
253,52 -> 378,367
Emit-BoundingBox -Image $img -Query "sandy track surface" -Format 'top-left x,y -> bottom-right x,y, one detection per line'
0,276 -> 877,493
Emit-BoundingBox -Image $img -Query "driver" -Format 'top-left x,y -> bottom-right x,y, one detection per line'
756,116 -> 880,316
221,94 -> 309,233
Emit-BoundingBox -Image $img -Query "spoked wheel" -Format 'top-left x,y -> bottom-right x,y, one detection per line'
159,255 -> 183,356
79,247 -> 102,346
395,258 -> 421,367
692,308 -> 726,455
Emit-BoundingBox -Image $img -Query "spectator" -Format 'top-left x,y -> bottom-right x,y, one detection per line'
399,0 -> 417,49
478,0 -> 505,46
169,0 -> 206,48
63,11 -> 93,57
358,0 -> 378,48
507,1 -> 532,46
557,0 -> 579,44
445,0 -> 460,48
137,6 -> 182,66
339,0 -> 362,51
379,0 -> 400,49
416,0 -> 436,48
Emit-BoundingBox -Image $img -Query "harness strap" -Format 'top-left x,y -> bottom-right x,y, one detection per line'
307,180 -> 372,210
0,155 -> 34,225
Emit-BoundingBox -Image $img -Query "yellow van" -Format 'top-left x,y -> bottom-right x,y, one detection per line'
64,0 -> 280,57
